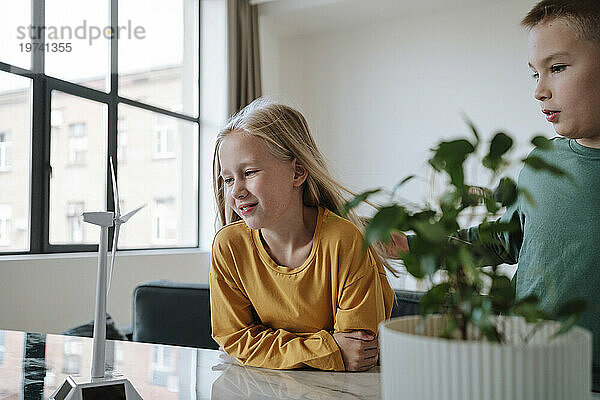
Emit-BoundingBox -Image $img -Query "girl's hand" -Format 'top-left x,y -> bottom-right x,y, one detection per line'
383,231 -> 409,258
333,330 -> 379,371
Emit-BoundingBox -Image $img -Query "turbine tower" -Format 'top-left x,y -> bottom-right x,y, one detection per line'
51,157 -> 145,400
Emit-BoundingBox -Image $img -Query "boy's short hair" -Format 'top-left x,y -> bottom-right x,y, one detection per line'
522,0 -> 600,44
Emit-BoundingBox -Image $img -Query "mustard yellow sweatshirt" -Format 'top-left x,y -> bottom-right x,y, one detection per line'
210,207 -> 394,371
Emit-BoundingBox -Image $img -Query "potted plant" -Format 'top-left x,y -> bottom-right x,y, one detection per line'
344,121 -> 591,400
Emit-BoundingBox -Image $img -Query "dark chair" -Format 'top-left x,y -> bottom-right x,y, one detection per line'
391,289 -> 424,318
63,313 -> 127,340
132,280 -> 219,349
131,280 -> 423,350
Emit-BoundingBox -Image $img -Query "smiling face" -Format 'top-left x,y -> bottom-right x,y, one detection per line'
218,132 -> 304,230
528,19 -> 600,147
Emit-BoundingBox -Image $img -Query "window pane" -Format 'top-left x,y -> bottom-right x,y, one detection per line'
50,91 -> 107,245
0,2 -> 31,70
117,105 -> 198,249
119,0 -> 199,116
45,0 -> 110,92
0,72 -> 31,252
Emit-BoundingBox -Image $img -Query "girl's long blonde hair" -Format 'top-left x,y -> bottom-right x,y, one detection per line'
212,97 -> 394,274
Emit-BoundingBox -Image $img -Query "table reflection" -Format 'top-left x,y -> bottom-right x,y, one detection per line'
0,330 -> 381,400
1,330 -> 214,400
210,361 -> 380,400
1,329 -> 599,399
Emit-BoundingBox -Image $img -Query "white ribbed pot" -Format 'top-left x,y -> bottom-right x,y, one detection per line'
380,315 -> 592,400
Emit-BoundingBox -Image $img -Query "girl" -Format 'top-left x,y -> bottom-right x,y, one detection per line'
210,98 -> 394,371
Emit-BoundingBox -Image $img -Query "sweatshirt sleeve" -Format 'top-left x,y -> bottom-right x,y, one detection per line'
333,249 -> 394,335
210,239 -> 345,371
457,203 -> 524,266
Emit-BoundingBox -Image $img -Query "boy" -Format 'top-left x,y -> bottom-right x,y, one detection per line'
389,0 -> 600,390
459,0 -> 600,391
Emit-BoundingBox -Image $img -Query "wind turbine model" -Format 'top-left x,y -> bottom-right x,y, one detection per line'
51,158 -> 145,400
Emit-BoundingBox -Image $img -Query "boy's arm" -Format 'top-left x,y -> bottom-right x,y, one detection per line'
210,268 -> 345,371
457,205 -> 523,266
384,207 -> 523,266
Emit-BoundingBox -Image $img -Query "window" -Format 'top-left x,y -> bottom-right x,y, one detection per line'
62,337 -> 82,375
117,118 -> 127,162
0,0 -> 226,254
68,123 -> 87,165
49,94 -> 106,246
153,198 -> 177,243
51,109 -> 63,129
67,202 -> 84,243
0,72 -> 31,252
154,116 -> 176,158
150,346 -> 177,391
0,204 -> 11,246
0,132 -> 10,170
113,342 -> 124,372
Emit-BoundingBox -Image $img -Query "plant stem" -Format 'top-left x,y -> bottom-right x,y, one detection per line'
523,321 -> 545,344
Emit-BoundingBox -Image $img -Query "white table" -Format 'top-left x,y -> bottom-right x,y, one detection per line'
0,329 -> 596,399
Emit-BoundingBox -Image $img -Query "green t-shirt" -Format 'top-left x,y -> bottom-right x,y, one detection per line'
460,137 -> 600,389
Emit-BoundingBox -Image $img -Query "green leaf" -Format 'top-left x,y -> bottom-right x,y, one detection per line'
471,301 -> 501,342
412,220 -> 447,244
514,294 -> 540,306
489,275 -> 515,313
488,132 -> 513,158
439,189 -> 461,212
440,316 -> 460,339
512,303 -> 547,323
522,155 -> 566,176
420,282 -> 450,315
482,132 -> 513,171
402,253 -> 425,279
364,205 -> 406,247
342,189 -> 381,216
494,177 -> 518,207
411,210 -> 437,222
551,300 -> 585,337
477,221 -> 519,246
392,175 -> 415,197
433,140 -> 476,162
457,246 -> 479,285
484,195 -> 500,213
531,135 -> 553,150
429,139 -> 475,187
555,299 -> 586,318
552,314 -> 580,337
510,295 -> 552,323
461,113 -> 480,145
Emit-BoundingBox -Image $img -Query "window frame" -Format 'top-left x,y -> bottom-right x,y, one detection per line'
0,0 -> 203,254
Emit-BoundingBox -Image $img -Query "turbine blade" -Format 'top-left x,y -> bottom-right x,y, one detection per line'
120,203 -> 146,223
82,211 -> 114,227
110,157 -> 120,218
107,223 -> 120,297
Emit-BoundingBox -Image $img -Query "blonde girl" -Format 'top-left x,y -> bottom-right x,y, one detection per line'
210,97 -> 394,371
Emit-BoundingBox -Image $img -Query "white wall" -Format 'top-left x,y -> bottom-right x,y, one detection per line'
0,251 -> 210,334
259,0 -> 554,208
